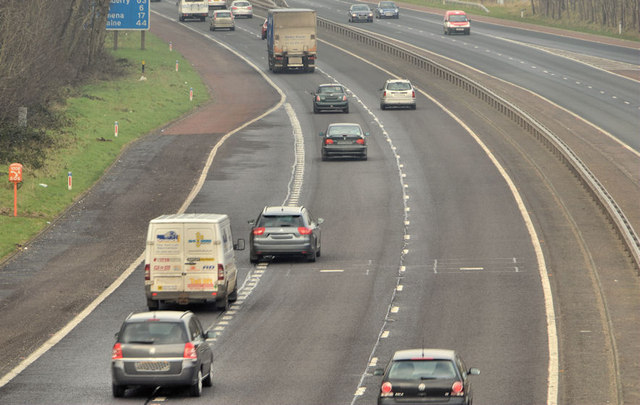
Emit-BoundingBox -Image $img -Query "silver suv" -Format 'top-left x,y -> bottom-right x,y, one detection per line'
248,206 -> 323,263
380,79 -> 416,110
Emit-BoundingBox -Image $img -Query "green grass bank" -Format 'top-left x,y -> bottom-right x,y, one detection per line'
0,31 -> 209,261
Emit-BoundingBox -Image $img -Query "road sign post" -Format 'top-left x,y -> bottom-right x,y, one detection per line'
8,163 -> 23,217
106,0 -> 150,50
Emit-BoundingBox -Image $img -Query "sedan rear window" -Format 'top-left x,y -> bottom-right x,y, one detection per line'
121,322 -> 188,344
388,360 -> 457,379
258,215 -> 303,227
216,11 -> 231,17
318,86 -> 343,94
327,125 -> 362,137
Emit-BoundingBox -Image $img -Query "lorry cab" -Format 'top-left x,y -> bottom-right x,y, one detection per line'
144,214 -> 245,311
443,10 -> 470,35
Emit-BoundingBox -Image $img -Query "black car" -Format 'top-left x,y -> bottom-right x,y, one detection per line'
349,4 -> 373,22
313,84 -> 349,113
375,1 -> 399,19
111,311 -> 214,398
320,122 -> 368,161
375,349 -> 480,405
248,206 -> 323,263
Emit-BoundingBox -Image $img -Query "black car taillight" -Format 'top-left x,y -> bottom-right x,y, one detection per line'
451,381 -> 464,396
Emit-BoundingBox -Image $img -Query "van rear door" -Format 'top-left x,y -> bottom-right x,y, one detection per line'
183,224 -> 219,296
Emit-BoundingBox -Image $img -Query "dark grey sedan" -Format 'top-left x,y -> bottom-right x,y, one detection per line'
249,206 -> 323,263
375,349 -> 480,405
111,311 -> 214,398
349,4 -> 373,22
320,122 -> 368,161
313,84 -> 349,113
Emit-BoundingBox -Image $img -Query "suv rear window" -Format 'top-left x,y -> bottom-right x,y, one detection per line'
121,322 -> 188,344
258,215 -> 304,227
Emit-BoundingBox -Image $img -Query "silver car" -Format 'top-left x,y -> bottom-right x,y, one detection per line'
229,0 -> 252,18
111,311 -> 214,398
380,79 -> 416,110
210,9 -> 234,31
249,206 -> 323,263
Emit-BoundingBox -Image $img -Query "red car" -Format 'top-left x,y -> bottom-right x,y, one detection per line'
261,18 -> 267,39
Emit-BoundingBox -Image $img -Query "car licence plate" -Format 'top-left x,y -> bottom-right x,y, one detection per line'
135,361 -> 170,372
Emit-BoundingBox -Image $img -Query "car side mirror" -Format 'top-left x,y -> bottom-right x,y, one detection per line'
317,218 -> 324,225
248,219 -> 255,225
204,330 -> 216,339
234,238 -> 245,251
114,332 -> 119,340
373,368 -> 385,376
365,132 -> 370,136
319,131 -> 325,137
468,367 -> 480,375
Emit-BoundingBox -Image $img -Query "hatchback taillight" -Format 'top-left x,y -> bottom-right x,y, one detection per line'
356,138 -> 365,145
298,227 -> 312,235
451,381 -> 464,396
383,91 -> 387,97
381,381 -> 393,394
412,90 -> 416,98
253,227 -> 265,235
112,343 -> 123,360
144,264 -> 150,281
184,342 -> 197,359
325,138 -> 334,145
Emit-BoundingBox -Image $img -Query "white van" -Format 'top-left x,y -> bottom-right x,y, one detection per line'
178,0 -> 209,22
144,214 -> 245,311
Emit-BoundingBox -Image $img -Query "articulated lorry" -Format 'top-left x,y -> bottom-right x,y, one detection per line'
267,8 -> 317,73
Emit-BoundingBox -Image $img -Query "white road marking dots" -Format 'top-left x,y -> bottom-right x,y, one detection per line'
396,285 -> 403,291
355,387 -> 366,396
391,306 -> 399,314
320,269 -> 344,273
460,267 -> 484,271
381,331 -> 390,338
369,357 -> 378,367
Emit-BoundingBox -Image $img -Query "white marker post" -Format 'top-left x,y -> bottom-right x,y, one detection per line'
68,172 -> 72,191
190,87 -> 193,101
114,121 -> 118,137
176,60 -> 179,72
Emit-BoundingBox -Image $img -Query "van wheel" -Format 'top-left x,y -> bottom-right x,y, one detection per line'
147,299 -> 159,311
229,283 -> 238,302
216,294 -> 229,311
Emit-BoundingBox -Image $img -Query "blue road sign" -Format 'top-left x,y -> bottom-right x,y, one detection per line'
106,0 -> 150,30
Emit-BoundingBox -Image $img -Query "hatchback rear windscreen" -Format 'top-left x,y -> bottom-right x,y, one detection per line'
121,322 -> 187,344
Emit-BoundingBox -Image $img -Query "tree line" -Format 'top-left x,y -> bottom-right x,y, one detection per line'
530,0 -> 639,31
0,0 -> 113,167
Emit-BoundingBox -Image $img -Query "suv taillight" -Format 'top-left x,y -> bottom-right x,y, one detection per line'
451,381 -> 464,396
253,227 -> 265,235
144,264 -> 150,281
183,342 -> 197,359
218,263 -> 225,281
298,227 -> 312,235
112,343 -> 123,360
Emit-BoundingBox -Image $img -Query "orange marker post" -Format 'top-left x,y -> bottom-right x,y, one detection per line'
8,163 -> 23,217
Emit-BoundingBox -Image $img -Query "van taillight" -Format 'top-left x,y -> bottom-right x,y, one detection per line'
218,263 -> 224,281
253,227 -> 265,235
298,227 -> 312,235
112,343 -> 123,360
183,342 -> 197,359
451,381 -> 464,396
144,264 -> 150,281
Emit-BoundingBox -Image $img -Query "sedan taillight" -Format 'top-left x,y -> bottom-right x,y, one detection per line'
253,227 -> 265,235
342,95 -> 347,101
112,343 -> 123,360
356,138 -> 365,145
184,342 -> 197,359
381,381 -> 393,394
325,138 -> 334,145
298,227 -> 312,235
451,381 -> 464,396
316,95 -> 321,101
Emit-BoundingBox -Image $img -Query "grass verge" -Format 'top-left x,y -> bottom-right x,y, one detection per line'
0,31 -> 209,260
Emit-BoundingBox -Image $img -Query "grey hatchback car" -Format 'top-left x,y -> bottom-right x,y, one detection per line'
249,206 -> 323,263
320,122 -> 368,160
111,311 -> 214,398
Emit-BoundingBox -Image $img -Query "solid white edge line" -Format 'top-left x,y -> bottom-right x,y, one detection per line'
320,41 -> 558,405
0,9 -> 292,389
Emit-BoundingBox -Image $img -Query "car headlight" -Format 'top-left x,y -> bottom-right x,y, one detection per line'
351,13 -> 356,17
369,13 -> 373,16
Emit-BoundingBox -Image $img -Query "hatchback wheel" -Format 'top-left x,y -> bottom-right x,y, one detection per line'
190,369 -> 203,397
203,361 -> 213,387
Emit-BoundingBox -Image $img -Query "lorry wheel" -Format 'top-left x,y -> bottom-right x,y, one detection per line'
216,294 -> 229,311
147,299 -> 159,311
306,67 -> 315,73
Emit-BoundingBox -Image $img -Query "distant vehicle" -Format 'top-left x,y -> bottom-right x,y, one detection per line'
178,0 -> 209,22
248,206 -> 323,263
375,1 -> 399,19
349,4 -> 373,22
207,0 -> 226,9
313,84 -> 349,114
261,18 -> 267,39
380,79 -> 416,110
320,122 -> 368,161
444,10 -> 470,35
267,8 -> 317,73
229,0 -> 252,18
210,9 -> 234,31
144,214 -> 245,311
111,311 -> 214,398
374,349 -> 480,405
